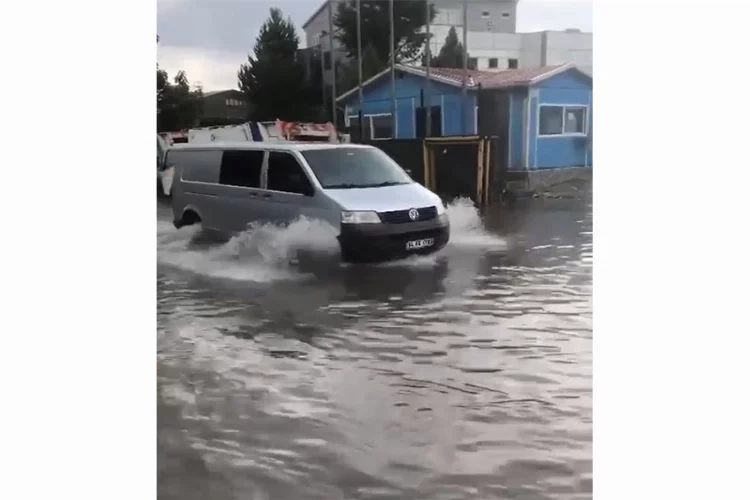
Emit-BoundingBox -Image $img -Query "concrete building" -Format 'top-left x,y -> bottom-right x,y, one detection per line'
302,0 -> 519,49
301,1 -> 591,80
428,28 -> 592,74
198,90 -> 248,126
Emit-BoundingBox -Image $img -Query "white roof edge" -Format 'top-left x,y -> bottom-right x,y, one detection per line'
529,63 -> 590,84
336,66 -> 393,102
336,64 -> 476,102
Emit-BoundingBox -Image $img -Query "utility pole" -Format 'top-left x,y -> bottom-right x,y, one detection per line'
320,32 -> 327,117
389,0 -> 397,136
461,0 -> 468,135
356,0 -> 364,139
327,0 -> 337,130
425,0 -> 432,137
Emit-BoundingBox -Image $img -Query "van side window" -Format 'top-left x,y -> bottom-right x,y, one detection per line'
267,152 -> 313,195
219,150 -> 263,188
173,150 -> 220,183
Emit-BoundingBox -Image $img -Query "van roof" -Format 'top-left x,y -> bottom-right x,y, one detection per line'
168,142 -> 373,152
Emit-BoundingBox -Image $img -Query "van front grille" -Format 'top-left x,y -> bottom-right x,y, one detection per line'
379,206 -> 438,224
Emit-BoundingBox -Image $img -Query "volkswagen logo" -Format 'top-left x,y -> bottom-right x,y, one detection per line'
408,208 -> 419,221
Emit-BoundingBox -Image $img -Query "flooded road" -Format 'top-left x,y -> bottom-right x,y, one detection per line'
157,193 -> 592,500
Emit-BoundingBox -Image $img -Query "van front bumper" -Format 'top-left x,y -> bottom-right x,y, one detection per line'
338,214 -> 450,263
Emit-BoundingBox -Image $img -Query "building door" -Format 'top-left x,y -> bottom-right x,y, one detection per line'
415,106 -> 442,137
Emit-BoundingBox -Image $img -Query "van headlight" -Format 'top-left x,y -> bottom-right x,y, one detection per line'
435,202 -> 446,215
341,211 -> 381,224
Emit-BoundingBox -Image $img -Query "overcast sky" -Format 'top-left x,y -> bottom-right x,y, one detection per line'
157,0 -> 593,91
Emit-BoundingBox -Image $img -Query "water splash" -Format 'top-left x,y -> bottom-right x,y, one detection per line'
157,217 -> 339,282
445,197 -> 507,250
157,197 -> 506,281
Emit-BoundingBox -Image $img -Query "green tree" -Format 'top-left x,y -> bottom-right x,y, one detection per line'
334,0 -> 436,73
431,26 -> 470,69
337,43 -> 385,94
157,70 -> 203,132
238,8 -> 319,121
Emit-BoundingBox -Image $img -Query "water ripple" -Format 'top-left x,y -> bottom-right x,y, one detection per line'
158,197 -> 592,499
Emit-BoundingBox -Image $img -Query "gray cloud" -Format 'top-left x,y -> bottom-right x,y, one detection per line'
157,0 -> 317,53
157,0 -> 592,90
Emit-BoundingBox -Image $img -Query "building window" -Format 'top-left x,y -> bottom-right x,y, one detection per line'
348,114 -> 393,140
348,116 -> 372,140
508,58 -> 518,69
225,99 -> 231,106
468,57 -> 478,70
539,105 -> 588,136
371,115 -> 393,139
564,106 -> 587,134
324,52 -> 331,70
489,57 -> 499,69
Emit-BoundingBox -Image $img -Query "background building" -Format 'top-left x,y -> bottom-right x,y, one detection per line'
301,0 -> 591,81
198,90 -> 248,126
430,28 -> 592,74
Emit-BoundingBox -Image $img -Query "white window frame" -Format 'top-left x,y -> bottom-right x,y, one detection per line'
537,104 -> 589,138
345,113 -> 393,140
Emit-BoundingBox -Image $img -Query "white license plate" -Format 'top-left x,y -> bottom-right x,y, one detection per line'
405,238 -> 435,250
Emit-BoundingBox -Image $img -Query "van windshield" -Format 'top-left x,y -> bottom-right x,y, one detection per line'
300,147 -> 413,189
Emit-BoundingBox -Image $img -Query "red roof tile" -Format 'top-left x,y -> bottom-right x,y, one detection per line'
401,64 -> 576,89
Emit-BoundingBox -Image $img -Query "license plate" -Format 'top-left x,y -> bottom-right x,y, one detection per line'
405,238 -> 434,250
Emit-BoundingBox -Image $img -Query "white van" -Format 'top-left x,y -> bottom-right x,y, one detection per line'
166,142 -> 450,262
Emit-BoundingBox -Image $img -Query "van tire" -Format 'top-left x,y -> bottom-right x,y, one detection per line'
180,210 -> 202,227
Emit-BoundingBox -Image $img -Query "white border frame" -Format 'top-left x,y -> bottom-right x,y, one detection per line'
537,103 -> 590,138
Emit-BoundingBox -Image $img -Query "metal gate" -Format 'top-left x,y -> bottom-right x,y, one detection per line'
423,136 -> 492,206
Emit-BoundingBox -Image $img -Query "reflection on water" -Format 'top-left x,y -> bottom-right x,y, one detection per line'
157,196 -> 593,500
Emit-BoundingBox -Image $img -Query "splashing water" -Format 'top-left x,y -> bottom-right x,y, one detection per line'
157,197 -> 505,282
445,197 -> 507,250
157,217 -> 340,282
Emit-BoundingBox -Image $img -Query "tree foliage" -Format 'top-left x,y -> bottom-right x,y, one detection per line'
334,0 -> 436,73
157,35 -> 203,132
157,69 -> 203,132
337,43 -> 385,95
430,26 -> 469,69
237,8 -> 320,121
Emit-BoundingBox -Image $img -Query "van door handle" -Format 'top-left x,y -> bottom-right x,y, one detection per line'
262,193 -> 272,198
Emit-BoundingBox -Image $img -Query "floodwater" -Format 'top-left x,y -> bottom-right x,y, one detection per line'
157,191 -> 593,500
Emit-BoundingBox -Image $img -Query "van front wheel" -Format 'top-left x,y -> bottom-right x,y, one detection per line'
175,210 -> 201,229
